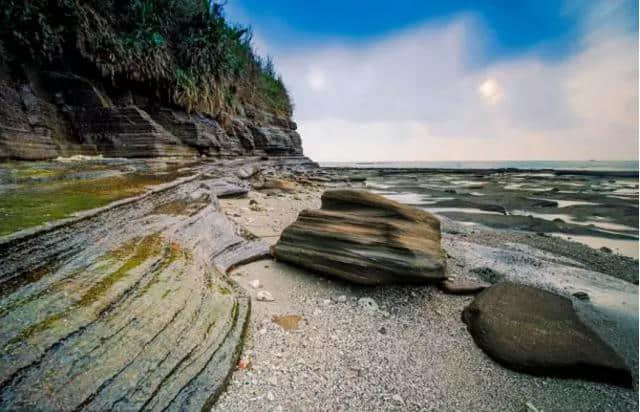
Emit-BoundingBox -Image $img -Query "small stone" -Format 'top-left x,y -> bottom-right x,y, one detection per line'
266,392 -> 275,401
524,402 -> 540,412
378,326 -> 387,335
572,291 -> 590,301
358,297 -> 379,313
256,291 -> 275,302
337,295 -> 347,303
322,299 -> 331,305
249,279 -> 262,289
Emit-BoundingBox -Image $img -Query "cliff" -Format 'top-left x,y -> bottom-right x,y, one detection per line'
0,1 -> 304,161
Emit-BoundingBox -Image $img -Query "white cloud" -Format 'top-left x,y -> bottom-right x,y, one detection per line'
233,3 -> 638,161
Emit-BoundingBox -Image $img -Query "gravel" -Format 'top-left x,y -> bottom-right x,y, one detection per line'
213,189 -> 638,411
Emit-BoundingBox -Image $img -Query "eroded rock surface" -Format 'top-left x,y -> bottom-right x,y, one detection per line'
272,190 -> 446,284
0,156 -> 315,410
462,282 -> 633,387
0,70 -> 305,160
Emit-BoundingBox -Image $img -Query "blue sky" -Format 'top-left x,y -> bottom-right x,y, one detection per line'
226,1 -> 638,161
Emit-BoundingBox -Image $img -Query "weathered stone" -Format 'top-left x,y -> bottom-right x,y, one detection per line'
201,176 -> 250,198
0,158 -> 315,410
462,282 -> 632,387
272,190 -> 446,284
439,278 -> 489,295
152,108 -> 233,155
0,69 -> 306,160
258,178 -> 297,193
0,79 -> 65,160
74,106 -> 197,158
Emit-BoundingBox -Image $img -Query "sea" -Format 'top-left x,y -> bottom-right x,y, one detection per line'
320,160 -> 639,171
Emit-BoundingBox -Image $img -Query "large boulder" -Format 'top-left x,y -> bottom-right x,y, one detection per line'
272,190 -> 446,284
462,282 -> 632,387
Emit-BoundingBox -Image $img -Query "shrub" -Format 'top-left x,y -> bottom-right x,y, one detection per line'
0,0 -> 292,117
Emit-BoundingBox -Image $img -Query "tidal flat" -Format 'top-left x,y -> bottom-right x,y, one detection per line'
346,168 -> 639,260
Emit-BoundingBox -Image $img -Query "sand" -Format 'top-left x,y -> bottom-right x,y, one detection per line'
214,187 -> 638,411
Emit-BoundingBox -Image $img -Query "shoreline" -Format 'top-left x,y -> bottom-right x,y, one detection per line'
323,166 -> 639,178
215,184 -> 638,411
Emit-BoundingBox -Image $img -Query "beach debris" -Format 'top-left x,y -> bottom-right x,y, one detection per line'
358,297 -> 379,313
439,278 -> 490,295
256,291 -> 275,302
392,394 -> 404,404
272,314 -> 302,331
470,266 -> 505,284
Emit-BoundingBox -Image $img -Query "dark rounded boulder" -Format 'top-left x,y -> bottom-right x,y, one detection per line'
462,282 -> 632,387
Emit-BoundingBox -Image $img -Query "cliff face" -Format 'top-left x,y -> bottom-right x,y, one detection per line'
0,69 -> 304,160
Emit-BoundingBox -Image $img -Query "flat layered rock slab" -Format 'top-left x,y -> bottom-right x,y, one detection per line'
272,190 -> 446,284
462,282 -> 632,387
0,163 -> 286,410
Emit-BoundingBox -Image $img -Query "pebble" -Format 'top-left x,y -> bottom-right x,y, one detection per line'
256,291 -> 275,302
249,279 -> 262,289
358,297 -> 379,313
337,295 -> 347,303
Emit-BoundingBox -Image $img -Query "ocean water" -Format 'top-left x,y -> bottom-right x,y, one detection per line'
321,160 -> 639,171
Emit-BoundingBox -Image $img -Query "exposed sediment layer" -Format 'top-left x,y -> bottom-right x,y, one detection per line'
0,70 -> 304,161
0,156 -> 315,410
273,190 -> 447,284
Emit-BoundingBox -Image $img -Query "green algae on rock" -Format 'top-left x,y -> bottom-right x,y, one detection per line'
0,162 -> 195,236
0,157 -> 315,410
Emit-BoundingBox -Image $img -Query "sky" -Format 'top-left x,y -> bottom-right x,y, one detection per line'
225,0 -> 639,162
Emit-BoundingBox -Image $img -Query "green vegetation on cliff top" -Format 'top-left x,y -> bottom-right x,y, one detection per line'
1,0 -> 292,116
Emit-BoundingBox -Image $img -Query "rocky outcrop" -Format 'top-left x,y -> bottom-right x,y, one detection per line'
0,157 -> 315,410
272,190 -> 447,284
0,76 -> 76,160
74,106 -> 197,158
462,282 -> 632,387
0,69 -> 305,160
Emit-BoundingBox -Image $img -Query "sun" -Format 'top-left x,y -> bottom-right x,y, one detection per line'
478,78 -> 504,105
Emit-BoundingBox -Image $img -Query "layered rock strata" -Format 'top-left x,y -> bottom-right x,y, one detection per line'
0,70 -> 304,160
272,190 -> 447,284
0,157 -> 315,410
